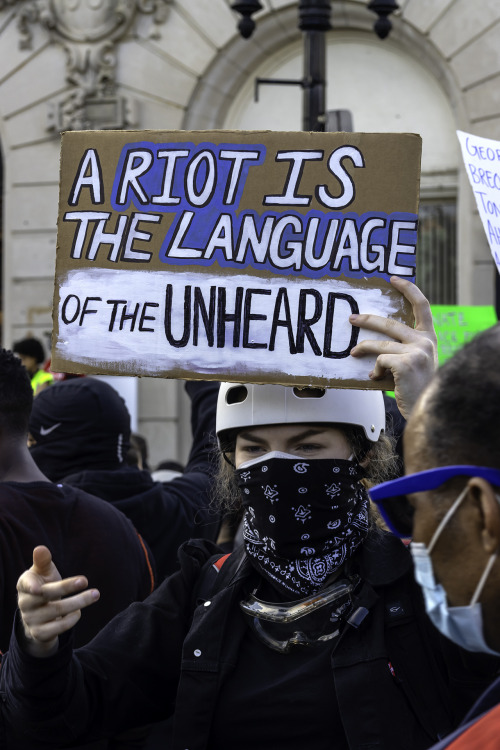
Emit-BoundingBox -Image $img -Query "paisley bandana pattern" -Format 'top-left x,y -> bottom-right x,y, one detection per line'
236,452 -> 369,597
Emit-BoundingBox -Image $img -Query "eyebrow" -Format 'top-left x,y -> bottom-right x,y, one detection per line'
237,427 -> 328,443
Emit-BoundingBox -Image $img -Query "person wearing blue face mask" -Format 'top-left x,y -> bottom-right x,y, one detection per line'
370,323 -> 500,749
0,280 -> 496,750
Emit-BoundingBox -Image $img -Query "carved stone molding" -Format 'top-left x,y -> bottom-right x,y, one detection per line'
18,0 -> 172,47
12,0 -> 173,130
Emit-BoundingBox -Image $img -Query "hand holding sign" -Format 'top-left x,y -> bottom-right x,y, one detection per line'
349,277 -> 438,418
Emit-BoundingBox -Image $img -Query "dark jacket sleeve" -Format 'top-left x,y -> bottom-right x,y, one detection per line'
65,380 -> 222,582
183,380 -> 219,475
148,380 -> 221,575
0,540 -> 219,749
141,380 -> 222,562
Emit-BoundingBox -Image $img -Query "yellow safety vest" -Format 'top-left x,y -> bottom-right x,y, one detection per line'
31,369 -> 54,394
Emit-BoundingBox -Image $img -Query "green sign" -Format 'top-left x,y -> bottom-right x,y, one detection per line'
385,304 -> 497,399
431,305 -> 498,365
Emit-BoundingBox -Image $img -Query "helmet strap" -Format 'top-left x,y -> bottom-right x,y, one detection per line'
222,451 -> 236,469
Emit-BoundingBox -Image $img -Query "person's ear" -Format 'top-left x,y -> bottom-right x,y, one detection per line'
468,477 -> 500,555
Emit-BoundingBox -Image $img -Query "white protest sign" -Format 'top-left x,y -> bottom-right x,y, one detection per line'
457,129 -> 500,274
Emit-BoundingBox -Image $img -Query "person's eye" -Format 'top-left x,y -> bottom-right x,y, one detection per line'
296,442 -> 323,453
241,444 -> 265,454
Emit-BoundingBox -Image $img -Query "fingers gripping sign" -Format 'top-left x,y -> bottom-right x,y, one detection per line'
16,546 -> 100,658
349,277 -> 438,420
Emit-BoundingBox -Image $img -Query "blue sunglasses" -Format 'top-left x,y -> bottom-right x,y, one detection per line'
369,465 -> 500,538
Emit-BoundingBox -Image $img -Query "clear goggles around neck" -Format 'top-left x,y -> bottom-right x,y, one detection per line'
240,574 -> 362,653
369,465 -> 500,538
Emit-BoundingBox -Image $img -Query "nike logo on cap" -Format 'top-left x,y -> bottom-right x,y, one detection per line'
40,423 -> 62,436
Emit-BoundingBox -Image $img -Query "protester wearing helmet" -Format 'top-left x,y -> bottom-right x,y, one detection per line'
0,279 -> 494,750
215,383 -> 391,599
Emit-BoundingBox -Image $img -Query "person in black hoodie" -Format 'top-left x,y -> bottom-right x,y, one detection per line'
0,348 -> 155,749
0,350 -> 154,652
28,376 -> 221,582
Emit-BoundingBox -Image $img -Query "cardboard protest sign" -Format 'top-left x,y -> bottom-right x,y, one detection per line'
457,130 -> 500,275
52,130 -> 421,387
431,304 -> 497,365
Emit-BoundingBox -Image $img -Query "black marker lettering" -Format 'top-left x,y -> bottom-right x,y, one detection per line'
323,293 -> 359,359
119,302 -> 140,331
107,300 -> 127,332
139,302 -> 159,332
61,295 -> 81,325
269,287 -> 296,353
79,297 -> 101,326
296,289 -> 322,355
217,286 -> 243,348
164,285 -> 191,347
242,289 -> 270,349
193,287 -> 216,346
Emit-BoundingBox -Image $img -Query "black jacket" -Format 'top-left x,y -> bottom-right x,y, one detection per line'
0,481 -> 154,654
62,381 -> 221,582
0,533 -> 497,750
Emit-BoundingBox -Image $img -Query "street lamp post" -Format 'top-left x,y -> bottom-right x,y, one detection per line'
299,0 -> 331,132
231,0 -> 398,132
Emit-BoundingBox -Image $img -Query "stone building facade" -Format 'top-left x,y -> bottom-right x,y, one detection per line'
0,0 -> 498,466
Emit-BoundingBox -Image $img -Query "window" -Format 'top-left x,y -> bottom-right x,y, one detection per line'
416,201 -> 457,304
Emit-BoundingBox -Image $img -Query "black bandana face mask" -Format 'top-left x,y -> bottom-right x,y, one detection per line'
236,452 -> 369,598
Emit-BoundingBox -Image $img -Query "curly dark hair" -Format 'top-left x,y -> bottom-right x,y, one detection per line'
0,348 -> 33,436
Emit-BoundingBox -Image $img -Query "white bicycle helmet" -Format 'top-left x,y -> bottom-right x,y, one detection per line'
216,383 -> 385,444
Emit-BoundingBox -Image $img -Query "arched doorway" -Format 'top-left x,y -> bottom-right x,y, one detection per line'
186,9 -> 465,304
223,31 -> 458,304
